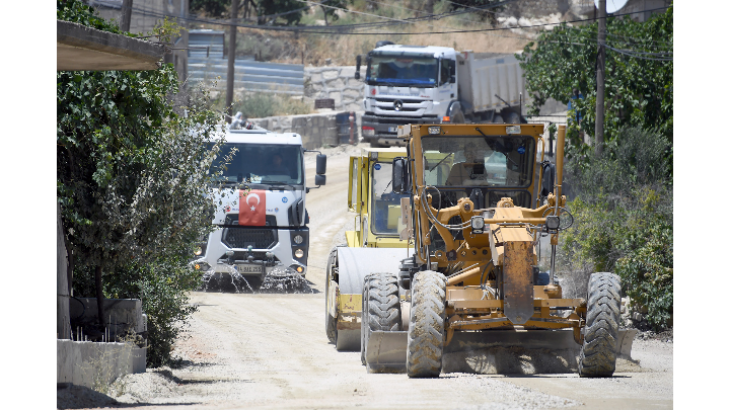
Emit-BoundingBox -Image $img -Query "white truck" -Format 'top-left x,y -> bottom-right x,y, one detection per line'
355,43 -> 528,147
192,124 -> 327,290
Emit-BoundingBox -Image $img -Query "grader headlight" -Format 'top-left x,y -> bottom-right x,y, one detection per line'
545,215 -> 560,232
471,216 -> 485,234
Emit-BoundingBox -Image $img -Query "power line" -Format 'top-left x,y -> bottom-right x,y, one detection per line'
111,2 -> 670,38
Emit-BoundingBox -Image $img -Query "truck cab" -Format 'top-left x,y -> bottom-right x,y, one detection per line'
192,126 -> 326,288
360,45 -> 458,147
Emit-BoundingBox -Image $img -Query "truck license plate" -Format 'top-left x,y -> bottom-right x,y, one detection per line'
388,126 -> 397,133
237,265 -> 263,274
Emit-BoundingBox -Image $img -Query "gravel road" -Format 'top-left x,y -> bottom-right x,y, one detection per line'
59,144 -> 673,410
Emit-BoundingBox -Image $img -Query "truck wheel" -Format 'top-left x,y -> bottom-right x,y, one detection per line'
406,270 -> 446,378
579,272 -> 621,377
325,248 -> 338,344
492,114 -> 504,124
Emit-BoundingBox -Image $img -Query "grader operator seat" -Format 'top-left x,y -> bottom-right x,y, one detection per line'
445,142 -> 489,186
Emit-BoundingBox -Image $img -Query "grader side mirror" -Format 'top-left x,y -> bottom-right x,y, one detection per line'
541,163 -> 556,197
392,157 -> 409,194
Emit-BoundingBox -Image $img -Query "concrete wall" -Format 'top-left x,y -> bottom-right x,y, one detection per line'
58,340 -> 145,389
251,111 -> 356,150
70,298 -> 146,341
305,66 -> 365,112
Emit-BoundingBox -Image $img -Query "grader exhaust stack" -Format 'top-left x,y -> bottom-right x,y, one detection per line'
353,123 -> 633,377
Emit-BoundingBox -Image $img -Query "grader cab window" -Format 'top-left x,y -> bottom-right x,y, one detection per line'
422,136 -> 534,188
371,162 -> 409,235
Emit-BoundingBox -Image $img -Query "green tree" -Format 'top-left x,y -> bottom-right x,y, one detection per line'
190,0 -> 230,18
58,0 -> 228,365
516,6 -> 673,146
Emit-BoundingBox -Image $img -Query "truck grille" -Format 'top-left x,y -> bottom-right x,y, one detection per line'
222,228 -> 278,249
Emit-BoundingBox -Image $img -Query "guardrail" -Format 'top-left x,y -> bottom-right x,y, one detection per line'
187,58 -> 305,95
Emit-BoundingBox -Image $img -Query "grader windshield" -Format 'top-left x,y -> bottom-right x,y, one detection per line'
421,135 -> 535,208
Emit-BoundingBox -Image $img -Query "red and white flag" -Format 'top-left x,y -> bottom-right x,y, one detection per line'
239,190 -> 266,226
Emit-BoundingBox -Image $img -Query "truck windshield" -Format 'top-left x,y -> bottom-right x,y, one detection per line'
371,162 -> 409,235
210,143 -> 303,185
421,136 -> 534,188
366,55 -> 438,87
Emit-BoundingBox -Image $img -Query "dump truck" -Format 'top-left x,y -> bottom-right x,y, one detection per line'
354,43 -> 528,147
192,124 -> 327,291
346,123 -> 633,377
325,147 -> 412,350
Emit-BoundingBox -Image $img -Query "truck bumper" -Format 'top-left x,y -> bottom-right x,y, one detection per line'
199,227 -> 309,277
361,113 -> 440,146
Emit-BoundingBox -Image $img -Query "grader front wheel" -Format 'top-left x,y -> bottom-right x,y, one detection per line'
406,270 -> 447,378
578,272 -> 621,377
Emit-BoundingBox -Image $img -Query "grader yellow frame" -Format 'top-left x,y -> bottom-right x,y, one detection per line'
358,123 -> 629,378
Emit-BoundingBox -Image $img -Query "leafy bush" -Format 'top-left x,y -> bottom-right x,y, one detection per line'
232,92 -> 311,118
560,127 -> 673,330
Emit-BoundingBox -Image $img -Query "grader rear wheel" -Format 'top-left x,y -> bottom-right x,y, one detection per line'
361,272 -> 402,372
579,272 -> 621,377
406,270 -> 446,378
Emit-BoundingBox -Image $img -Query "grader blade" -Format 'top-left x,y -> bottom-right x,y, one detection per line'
365,331 -> 407,373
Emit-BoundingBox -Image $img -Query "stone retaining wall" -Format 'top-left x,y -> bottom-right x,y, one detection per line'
305,66 -> 364,112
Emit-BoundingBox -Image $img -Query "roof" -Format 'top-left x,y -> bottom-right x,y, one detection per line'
57,20 -> 164,71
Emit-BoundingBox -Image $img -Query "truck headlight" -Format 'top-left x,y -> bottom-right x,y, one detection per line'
471,216 -> 485,233
295,249 -> 304,258
194,247 -> 203,256
294,235 -> 304,244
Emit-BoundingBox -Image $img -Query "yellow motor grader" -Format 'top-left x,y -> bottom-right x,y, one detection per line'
356,123 -> 629,377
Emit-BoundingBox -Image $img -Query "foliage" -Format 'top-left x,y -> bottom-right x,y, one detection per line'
73,250 -> 202,366
57,0 -> 122,34
560,127 -> 673,330
191,0 -> 230,18
230,92 -> 311,118
152,16 -> 182,43
516,6 -> 673,144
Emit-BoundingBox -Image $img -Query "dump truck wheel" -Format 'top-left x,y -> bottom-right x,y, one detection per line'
579,272 -> 621,377
406,270 -> 446,378
362,272 -> 401,372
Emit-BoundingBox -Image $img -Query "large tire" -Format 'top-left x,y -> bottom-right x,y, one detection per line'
360,274 -> 375,365
579,272 -> 621,377
325,248 -> 338,344
406,270 -> 446,378
361,272 -> 401,372
504,110 -> 521,124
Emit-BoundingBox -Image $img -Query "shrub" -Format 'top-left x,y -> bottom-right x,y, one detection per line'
560,126 -> 673,330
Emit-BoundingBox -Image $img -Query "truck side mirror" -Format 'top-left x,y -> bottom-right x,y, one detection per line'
355,55 -> 362,80
316,154 -> 327,175
541,163 -> 556,196
392,157 -> 409,194
315,174 -> 326,186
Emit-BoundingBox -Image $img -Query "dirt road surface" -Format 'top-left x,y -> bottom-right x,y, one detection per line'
62,144 -> 673,409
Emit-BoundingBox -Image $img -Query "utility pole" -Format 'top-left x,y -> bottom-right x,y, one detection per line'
595,0 -> 606,155
226,0 -> 240,123
120,0 -> 133,32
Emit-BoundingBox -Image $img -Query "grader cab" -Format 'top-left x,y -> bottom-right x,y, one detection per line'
358,123 -> 628,378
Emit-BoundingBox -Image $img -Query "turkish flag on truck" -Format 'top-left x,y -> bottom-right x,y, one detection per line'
239,190 -> 266,226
